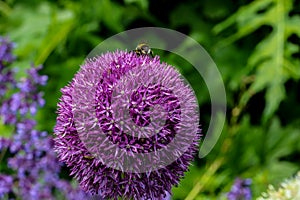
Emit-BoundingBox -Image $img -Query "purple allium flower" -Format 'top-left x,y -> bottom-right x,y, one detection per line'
54,50 -> 200,199
227,178 -> 252,200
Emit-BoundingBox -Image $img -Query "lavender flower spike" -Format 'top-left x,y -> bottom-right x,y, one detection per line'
0,36 -> 90,200
0,37 -> 16,96
0,37 -> 15,66
54,50 -> 201,199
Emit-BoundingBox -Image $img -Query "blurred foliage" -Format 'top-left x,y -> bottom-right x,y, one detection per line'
0,0 -> 299,199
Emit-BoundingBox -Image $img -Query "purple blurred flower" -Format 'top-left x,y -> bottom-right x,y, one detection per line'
1,66 -> 47,125
57,180 -> 98,200
227,178 -> 252,200
0,175 -> 13,198
54,50 -> 200,199
1,66 -> 88,199
0,37 -> 16,96
0,138 -> 11,150
0,37 -> 89,199
0,37 -> 15,67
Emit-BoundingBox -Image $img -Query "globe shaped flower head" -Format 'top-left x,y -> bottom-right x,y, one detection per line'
54,49 -> 200,200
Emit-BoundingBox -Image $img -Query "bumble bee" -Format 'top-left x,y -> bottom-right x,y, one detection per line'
132,43 -> 154,58
83,155 -> 94,160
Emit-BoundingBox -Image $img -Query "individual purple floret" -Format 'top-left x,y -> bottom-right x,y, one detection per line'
227,178 -> 252,200
0,138 -> 12,150
54,50 -> 200,200
0,175 -> 13,198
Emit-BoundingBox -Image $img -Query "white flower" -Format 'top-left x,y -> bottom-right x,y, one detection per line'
258,172 -> 300,200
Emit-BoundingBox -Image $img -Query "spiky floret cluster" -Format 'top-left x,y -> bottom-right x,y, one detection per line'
54,50 -> 200,200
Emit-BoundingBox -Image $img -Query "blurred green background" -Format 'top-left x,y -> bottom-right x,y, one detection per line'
0,0 -> 300,199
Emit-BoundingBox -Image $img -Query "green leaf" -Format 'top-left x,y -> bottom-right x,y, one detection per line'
0,123 -> 13,138
215,0 -> 299,122
263,82 -> 285,122
267,161 -> 298,185
213,0 -> 274,35
124,0 -> 149,10
285,15 -> 300,37
0,1 -> 12,16
172,164 -> 203,200
100,0 -> 124,32
35,10 -> 74,64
